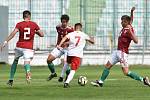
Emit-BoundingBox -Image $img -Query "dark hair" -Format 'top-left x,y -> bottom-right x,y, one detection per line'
61,14 -> 69,22
121,15 -> 131,22
23,10 -> 31,19
75,23 -> 82,28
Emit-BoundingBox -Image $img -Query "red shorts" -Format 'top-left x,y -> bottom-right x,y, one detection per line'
67,56 -> 81,70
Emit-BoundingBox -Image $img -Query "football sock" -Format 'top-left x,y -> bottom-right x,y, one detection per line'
60,63 -> 68,77
65,70 -> 75,83
24,64 -> 31,73
99,67 -> 110,82
48,63 -> 55,74
9,58 -> 19,80
127,71 -> 143,82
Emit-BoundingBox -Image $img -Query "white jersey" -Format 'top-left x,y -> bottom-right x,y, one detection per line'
66,31 -> 90,58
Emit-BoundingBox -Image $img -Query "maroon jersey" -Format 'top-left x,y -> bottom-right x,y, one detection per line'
15,21 -> 40,49
117,26 -> 134,54
56,24 -> 74,45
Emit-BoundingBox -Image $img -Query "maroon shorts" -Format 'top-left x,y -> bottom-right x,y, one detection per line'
67,56 -> 81,70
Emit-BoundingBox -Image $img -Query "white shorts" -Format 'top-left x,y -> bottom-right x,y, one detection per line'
51,47 -> 68,58
109,50 -> 128,67
15,47 -> 34,61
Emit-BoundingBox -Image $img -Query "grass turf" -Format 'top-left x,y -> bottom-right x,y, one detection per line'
0,64 -> 150,100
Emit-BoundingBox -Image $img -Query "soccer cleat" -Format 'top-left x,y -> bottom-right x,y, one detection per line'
7,80 -> 13,86
58,77 -> 63,82
26,72 -> 31,84
64,83 -> 70,88
47,73 -> 57,81
91,80 -> 103,87
143,77 -> 150,86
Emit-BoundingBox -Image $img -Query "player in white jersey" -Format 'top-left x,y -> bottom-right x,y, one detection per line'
57,23 -> 94,88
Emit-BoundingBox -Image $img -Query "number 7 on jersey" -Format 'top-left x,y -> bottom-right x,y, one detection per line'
75,36 -> 81,46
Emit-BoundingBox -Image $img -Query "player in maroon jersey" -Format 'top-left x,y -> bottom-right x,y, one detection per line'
0,10 -> 44,86
91,7 -> 150,87
47,14 -> 74,81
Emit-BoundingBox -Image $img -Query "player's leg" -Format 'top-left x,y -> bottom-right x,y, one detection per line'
120,52 -> 150,86
122,67 -> 150,86
65,65 -> 70,81
47,54 -> 57,81
64,50 -> 71,80
91,61 -> 113,87
7,48 -> 23,86
122,67 -> 144,81
47,48 -> 63,81
58,61 -> 68,82
23,49 -> 34,84
24,61 -> 32,84
91,51 -> 119,87
58,50 -> 70,82
9,57 -> 19,80
64,56 -> 81,88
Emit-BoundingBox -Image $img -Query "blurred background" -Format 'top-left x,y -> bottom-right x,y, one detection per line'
0,0 -> 150,65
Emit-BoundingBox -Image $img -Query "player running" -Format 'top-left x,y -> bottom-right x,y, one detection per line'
0,10 -> 44,86
57,23 -> 94,88
47,14 -> 74,82
91,7 -> 150,87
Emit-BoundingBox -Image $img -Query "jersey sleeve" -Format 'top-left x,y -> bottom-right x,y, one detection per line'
68,27 -> 74,33
35,23 -> 40,31
70,27 -> 74,33
126,26 -> 134,40
15,23 -> 20,29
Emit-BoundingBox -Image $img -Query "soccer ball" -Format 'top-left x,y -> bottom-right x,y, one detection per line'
78,76 -> 88,86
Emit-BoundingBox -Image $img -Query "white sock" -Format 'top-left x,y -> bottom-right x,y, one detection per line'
65,70 -> 75,84
60,63 -> 68,78
99,80 -> 104,83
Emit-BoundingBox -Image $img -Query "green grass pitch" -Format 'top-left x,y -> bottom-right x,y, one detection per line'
0,64 -> 150,100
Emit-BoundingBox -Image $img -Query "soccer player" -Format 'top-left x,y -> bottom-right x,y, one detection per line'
47,14 -> 74,82
0,10 -> 44,86
57,23 -> 94,88
91,7 -> 150,87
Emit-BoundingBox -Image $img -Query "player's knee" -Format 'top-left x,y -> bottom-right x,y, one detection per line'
47,56 -> 53,64
105,61 -> 113,69
123,70 -> 129,76
47,54 -> 55,64
47,58 -> 52,64
122,67 -> 129,76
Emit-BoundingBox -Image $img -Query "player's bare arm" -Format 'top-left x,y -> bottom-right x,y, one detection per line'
127,25 -> 138,44
57,36 -> 68,48
5,28 -> 19,43
35,30 -> 44,37
63,41 -> 69,46
0,28 -> 19,51
130,7 -> 135,24
86,36 -> 95,44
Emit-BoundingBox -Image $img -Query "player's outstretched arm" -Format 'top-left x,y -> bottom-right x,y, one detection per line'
58,36 -> 68,48
127,25 -> 138,44
36,30 -> 44,37
86,36 -> 95,44
130,7 -> 135,24
0,28 -> 18,51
